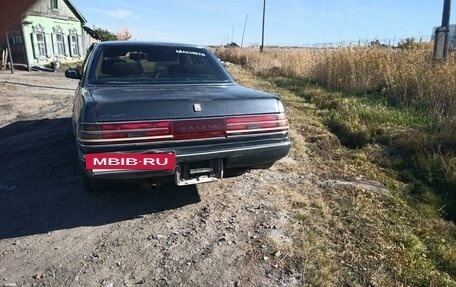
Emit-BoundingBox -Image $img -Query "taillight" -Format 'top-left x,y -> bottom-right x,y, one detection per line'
79,121 -> 173,144
225,113 -> 288,136
78,113 -> 288,145
99,121 -> 172,139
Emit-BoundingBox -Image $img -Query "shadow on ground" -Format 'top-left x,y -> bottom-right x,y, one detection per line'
0,118 -> 200,239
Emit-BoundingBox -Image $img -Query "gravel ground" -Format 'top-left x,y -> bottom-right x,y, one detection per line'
0,70 -> 305,287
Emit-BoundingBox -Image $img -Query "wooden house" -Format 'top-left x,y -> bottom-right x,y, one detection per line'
2,0 -> 93,70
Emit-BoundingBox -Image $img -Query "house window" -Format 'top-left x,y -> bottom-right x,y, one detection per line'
32,24 -> 52,59
50,0 -> 58,9
55,33 -> 65,55
15,35 -> 23,44
70,34 -> 79,56
35,33 -> 47,57
68,28 -> 83,57
52,26 -> 67,56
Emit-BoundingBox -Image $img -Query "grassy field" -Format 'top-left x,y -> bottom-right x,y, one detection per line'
216,45 -> 456,221
219,46 -> 456,286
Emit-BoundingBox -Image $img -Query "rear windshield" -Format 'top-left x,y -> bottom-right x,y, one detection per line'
87,44 -> 233,85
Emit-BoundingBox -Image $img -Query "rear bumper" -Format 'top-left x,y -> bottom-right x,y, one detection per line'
80,138 -> 291,180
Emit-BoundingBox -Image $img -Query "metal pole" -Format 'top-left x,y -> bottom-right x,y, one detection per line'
260,0 -> 266,52
5,32 -> 14,74
442,0 -> 451,59
442,0 -> 451,26
241,14 -> 248,48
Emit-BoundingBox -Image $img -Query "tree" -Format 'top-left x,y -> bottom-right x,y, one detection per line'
116,28 -> 132,41
93,28 -> 117,41
397,37 -> 418,50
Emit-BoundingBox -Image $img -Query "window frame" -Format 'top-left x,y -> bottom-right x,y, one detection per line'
31,24 -> 50,59
68,28 -> 82,57
35,33 -> 46,57
50,0 -> 59,10
55,33 -> 65,56
70,34 -> 79,56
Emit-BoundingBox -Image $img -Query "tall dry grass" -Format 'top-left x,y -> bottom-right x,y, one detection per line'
314,46 -> 456,128
216,47 -> 316,78
215,45 -> 456,219
215,45 -> 456,128
221,46 -> 456,284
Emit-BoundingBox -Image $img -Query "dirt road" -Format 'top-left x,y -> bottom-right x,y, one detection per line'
0,70 -> 304,287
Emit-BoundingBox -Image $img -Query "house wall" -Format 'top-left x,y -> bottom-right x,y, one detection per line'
27,0 -> 80,21
22,0 -> 90,67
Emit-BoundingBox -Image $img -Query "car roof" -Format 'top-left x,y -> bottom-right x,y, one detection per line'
96,41 -> 206,49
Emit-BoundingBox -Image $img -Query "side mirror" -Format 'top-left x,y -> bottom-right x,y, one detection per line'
65,68 -> 82,79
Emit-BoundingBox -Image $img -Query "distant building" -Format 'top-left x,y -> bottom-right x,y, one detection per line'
1,0 -> 94,70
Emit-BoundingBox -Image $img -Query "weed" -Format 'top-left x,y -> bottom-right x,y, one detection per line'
226,62 -> 456,286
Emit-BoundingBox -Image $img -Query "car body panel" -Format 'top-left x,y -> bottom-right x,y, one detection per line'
87,84 -> 281,122
68,41 -> 291,185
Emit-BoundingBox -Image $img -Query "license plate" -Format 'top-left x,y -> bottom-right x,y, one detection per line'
86,153 -> 176,171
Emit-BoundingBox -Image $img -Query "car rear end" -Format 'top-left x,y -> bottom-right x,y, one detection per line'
73,42 -> 290,186
78,109 -> 290,185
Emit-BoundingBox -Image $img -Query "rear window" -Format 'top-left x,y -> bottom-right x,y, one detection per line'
87,44 -> 232,85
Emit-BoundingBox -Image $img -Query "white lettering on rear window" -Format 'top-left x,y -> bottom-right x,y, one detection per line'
176,49 -> 206,57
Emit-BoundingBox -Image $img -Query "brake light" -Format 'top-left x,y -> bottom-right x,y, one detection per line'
99,121 -> 172,139
225,113 -> 288,135
78,113 -> 288,145
79,121 -> 173,143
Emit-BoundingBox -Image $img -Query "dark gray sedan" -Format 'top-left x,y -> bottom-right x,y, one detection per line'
66,41 -> 290,190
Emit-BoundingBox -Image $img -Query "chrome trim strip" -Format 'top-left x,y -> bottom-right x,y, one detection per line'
226,126 -> 289,134
226,120 -> 288,126
225,131 -> 288,139
92,168 -> 138,174
78,131 -> 288,148
90,169 -> 174,176
78,134 -> 173,143
80,127 -> 170,135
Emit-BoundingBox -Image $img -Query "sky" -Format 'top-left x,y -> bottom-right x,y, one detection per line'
72,0 -> 452,46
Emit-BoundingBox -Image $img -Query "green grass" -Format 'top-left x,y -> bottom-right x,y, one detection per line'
271,74 -> 456,286
226,55 -> 456,287
272,76 -> 456,221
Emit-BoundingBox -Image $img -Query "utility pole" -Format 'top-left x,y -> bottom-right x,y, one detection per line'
241,14 -> 248,48
434,0 -> 452,60
442,0 -> 451,59
260,0 -> 266,53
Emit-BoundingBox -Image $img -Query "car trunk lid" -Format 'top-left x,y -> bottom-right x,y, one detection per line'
89,84 -> 280,122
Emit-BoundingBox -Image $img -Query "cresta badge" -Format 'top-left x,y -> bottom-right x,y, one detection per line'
193,103 -> 202,112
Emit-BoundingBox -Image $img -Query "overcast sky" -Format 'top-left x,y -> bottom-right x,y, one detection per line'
72,0 -> 451,46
